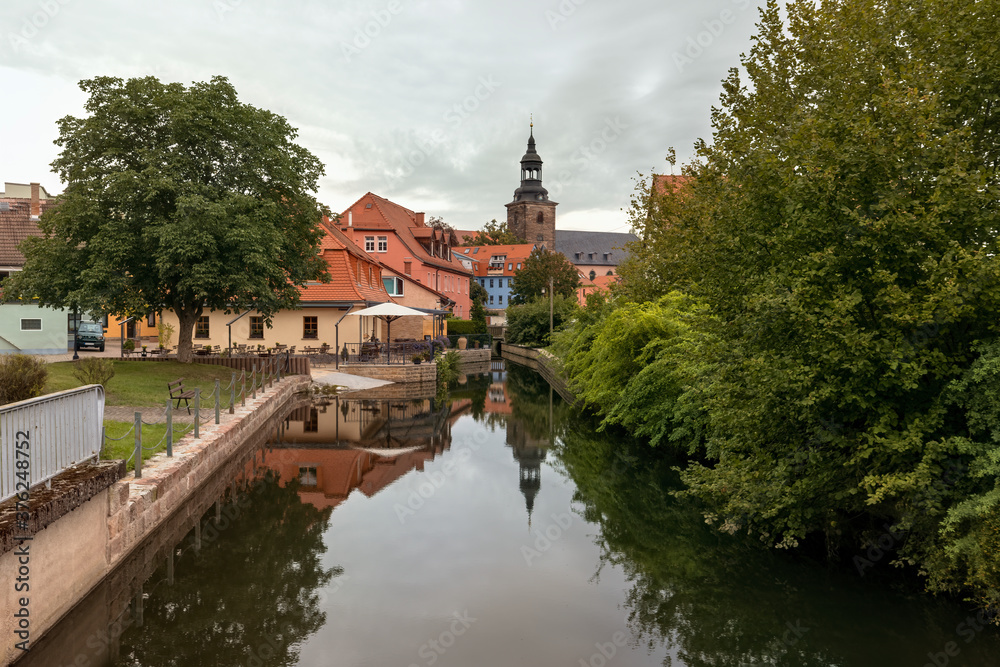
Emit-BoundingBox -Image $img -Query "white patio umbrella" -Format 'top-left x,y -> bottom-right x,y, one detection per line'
350,303 -> 428,354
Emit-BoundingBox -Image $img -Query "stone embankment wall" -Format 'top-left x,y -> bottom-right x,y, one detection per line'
0,375 -> 308,666
500,344 -> 576,404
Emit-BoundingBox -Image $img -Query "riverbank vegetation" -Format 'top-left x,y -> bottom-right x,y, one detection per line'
555,0 -> 1000,611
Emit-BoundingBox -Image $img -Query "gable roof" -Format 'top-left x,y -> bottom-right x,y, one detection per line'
554,230 -> 636,267
458,243 -> 536,277
300,223 -> 393,304
0,200 -> 51,267
335,193 -> 472,277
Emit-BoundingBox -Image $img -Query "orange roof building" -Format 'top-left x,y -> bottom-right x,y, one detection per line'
330,193 -> 474,319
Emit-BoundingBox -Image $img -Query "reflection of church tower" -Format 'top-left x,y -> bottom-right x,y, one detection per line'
506,121 -> 557,249
508,419 -> 547,524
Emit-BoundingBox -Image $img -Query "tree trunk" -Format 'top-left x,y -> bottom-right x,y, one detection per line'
176,307 -> 200,364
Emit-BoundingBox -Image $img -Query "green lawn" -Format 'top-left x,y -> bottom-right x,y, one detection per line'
102,419 -> 194,473
46,360 -> 242,407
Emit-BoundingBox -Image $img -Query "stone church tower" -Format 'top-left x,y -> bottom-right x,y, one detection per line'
506,124 -> 557,249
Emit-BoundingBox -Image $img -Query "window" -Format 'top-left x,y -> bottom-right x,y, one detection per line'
299,465 -> 318,483
377,236 -> 388,252
195,316 -> 210,339
383,277 -> 404,296
20,318 -> 41,331
508,263 -> 513,271
303,316 -> 318,339
304,409 -> 319,433
607,270 -> 614,276
404,261 -> 412,275
517,263 -> 521,270
369,267 -> 373,286
365,236 -> 375,252
249,316 -> 264,339
489,279 -> 494,288
489,295 -> 495,305
589,270 -> 597,281
498,295 -> 503,305
536,212 -> 544,225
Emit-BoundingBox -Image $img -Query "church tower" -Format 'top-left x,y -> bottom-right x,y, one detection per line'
506,122 -> 557,249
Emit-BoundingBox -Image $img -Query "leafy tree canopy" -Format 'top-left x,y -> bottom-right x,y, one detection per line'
458,219 -> 525,246
562,0 -> 1000,609
509,247 -> 579,305
6,76 -> 329,362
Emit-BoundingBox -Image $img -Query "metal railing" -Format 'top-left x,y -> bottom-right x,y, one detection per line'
338,341 -> 433,365
1,385 -> 105,504
445,333 -> 492,349
104,356 -> 286,478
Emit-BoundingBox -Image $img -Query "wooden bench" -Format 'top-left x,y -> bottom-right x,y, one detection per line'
168,378 -> 196,414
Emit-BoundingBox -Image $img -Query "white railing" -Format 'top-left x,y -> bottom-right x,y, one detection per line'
0,385 -> 105,504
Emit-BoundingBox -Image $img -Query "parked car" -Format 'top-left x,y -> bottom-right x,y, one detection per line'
76,321 -> 105,352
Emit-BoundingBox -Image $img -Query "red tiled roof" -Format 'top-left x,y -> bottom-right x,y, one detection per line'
458,243 -> 536,278
336,193 -> 472,277
652,174 -> 692,196
0,200 -> 55,267
301,224 -> 393,304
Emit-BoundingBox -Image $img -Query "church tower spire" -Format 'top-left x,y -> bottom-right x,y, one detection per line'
506,120 -> 557,249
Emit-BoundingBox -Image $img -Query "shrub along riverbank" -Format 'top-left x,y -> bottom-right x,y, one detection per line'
554,0 -> 1000,613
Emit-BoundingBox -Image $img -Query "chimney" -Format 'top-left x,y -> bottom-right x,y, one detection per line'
416,212 -> 425,225
30,182 -> 40,220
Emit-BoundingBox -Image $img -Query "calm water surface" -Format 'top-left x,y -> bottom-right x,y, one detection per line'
22,361 -> 1000,666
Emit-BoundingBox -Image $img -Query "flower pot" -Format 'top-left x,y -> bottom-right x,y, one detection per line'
457,337 -> 468,350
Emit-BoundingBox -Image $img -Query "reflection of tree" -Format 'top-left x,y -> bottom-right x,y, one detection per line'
555,424 -> 966,667
449,371 -> 492,420
506,363 -> 571,442
114,471 -> 338,667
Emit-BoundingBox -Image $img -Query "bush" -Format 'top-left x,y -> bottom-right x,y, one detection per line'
505,295 -> 579,347
72,357 -> 116,387
436,350 -> 461,384
446,318 -> 486,335
0,354 -> 49,405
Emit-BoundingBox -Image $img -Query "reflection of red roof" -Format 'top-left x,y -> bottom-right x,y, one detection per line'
336,193 -> 472,276
301,224 -> 392,304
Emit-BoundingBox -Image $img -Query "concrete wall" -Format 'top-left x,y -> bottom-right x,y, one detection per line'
0,303 -> 67,354
501,344 -> 576,404
0,375 -> 308,665
342,362 -> 436,384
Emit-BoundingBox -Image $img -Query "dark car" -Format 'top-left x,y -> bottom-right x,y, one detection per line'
77,322 -> 106,352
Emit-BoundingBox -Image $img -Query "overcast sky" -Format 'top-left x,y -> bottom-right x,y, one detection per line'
0,0 -> 765,233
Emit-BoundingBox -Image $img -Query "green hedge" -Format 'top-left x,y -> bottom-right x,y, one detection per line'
445,319 -> 486,335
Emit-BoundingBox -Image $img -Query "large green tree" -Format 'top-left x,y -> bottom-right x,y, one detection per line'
566,0 -> 1000,607
6,76 -> 329,362
509,247 -> 579,305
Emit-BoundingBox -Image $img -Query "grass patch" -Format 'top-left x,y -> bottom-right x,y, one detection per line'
102,419 -> 195,473
46,360 -> 241,407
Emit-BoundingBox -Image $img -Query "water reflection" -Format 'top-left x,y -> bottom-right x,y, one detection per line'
20,360 -> 1000,667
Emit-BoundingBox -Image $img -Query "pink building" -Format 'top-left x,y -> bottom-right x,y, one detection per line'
328,193 -> 474,319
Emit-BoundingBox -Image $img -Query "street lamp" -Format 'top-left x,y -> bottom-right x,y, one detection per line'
541,276 -> 553,341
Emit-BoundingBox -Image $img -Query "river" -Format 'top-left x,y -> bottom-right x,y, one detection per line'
19,360 -> 1000,666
